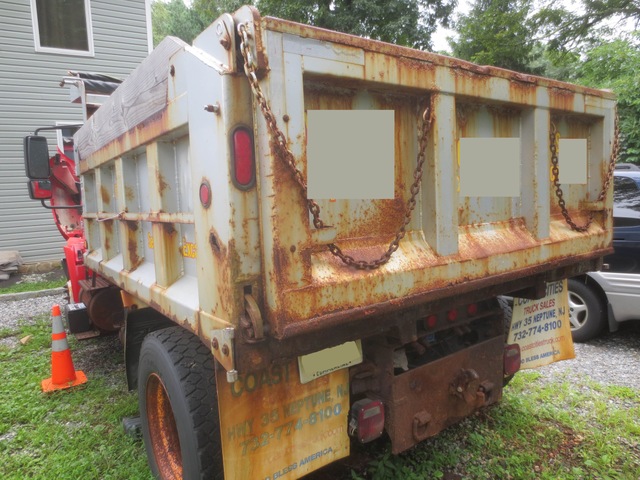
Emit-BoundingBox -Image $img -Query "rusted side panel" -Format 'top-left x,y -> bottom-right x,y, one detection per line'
81,39 -> 242,343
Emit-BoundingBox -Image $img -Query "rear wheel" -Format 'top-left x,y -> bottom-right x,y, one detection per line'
138,326 -> 223,480
568,279 -> 605,342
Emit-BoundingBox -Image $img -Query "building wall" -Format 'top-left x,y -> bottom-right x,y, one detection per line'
0,0 -> 151,263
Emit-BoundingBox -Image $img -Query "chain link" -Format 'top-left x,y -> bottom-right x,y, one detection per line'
238,23 -> 432,270
549,115 -> 619,232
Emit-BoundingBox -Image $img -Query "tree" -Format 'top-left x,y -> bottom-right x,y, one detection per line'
577,36 -> 640,163
152,0 -> 206,46
536,0 -> 640,50
191,0 -> 458,50
449,0 -> 540,73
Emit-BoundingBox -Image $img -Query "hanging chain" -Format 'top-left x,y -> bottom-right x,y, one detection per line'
549,115 -> 619,232
238,23 -> 433,270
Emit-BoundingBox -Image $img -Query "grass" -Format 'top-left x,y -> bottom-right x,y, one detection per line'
1,314 -> 638,479
0,278 -> 67,295
0,313 -> 151,480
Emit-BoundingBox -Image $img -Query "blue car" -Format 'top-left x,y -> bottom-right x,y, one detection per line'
569,170 -> 640,341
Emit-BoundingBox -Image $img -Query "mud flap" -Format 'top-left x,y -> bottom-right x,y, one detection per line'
216,360 -> 350,480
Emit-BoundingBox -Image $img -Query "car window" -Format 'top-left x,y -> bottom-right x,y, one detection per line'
613,176 -> 640,209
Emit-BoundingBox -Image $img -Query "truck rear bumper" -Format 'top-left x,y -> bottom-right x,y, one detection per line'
386,335 -> 504,453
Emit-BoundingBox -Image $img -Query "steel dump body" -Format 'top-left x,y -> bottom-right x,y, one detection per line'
76,9 -> 615,369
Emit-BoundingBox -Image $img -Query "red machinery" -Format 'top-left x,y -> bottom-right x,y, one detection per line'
24,72 -> 125,336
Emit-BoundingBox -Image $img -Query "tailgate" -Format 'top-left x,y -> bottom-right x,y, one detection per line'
243,13 -> 617,340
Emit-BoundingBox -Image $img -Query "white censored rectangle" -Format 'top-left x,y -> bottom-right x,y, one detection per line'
459,138 -> 521,197
307,110 -> 394,199
559,138 -> 588,184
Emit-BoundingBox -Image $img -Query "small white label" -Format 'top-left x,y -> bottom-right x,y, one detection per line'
298,340 -> 363,384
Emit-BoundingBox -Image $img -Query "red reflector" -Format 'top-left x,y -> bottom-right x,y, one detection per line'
349,399 -> 384,443
232,128 -> 254,186
447,309 -> 458,322
425,315 -> 438,329
467,303 -> 478,315
199,181 -> 211,208
504,343 -> 521,376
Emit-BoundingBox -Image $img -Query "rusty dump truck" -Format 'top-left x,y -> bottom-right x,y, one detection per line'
23,5 -> 617,480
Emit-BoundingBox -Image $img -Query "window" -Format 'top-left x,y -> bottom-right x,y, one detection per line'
31,0 -> 94,56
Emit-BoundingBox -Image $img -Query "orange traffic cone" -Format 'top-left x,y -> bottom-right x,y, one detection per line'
41,304 -> 88,392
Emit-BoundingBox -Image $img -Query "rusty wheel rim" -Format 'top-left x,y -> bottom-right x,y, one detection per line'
146,373 -> 182,479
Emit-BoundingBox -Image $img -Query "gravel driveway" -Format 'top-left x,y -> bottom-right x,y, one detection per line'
534,323 -> 640,390
0,292 -> 66,347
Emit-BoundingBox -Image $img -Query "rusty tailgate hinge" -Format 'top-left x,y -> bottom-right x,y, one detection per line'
211,327 -> 238,383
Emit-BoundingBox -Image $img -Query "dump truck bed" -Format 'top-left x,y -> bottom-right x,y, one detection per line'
76,8 -> 615,364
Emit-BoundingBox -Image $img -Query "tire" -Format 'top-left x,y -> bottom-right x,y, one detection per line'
568,279 -> 605,343
138,326 -> 223,480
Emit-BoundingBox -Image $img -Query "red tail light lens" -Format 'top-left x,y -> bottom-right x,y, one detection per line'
504,343 -> 521,376
425,314 -> 438,329
232,127 -> 254,187
349,399 -> 385,443
447,309 -> 458,322
467,303 -> 478,315
199,181 -> 211,208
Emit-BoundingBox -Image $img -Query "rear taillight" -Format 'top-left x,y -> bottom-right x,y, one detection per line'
467,303 -> 478,315
504,343 -> 521,376
425,314 -> 438,329
447,309 -> 458,322
232,127 -> 254,187
199,181 -> 211,208
349,399 -> 385,443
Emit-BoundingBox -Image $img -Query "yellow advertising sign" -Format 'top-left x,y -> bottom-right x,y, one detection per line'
216,361 -> 350,480
509,280 -> 575,369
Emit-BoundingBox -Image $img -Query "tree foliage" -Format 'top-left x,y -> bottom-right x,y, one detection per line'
151,0 -> 206,46
157,0 -> 457,50
536,0 -> 640,50
253,0 -> 456,49
449,0 -> 540,73
577,36 -> 640,163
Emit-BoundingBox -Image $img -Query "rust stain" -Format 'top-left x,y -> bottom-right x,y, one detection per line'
126,222 -> 141,270
549,88 -> 576,112
454,69 -> 491,100
487,105 -> 520,138
158,172 -> 170,196
100,185 -> 111,204
508,81 -> 536,105
125,185 -> 136,202
209,227 -> 227,259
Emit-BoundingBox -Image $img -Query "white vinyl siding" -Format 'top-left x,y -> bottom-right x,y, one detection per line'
0,0 -> 150,263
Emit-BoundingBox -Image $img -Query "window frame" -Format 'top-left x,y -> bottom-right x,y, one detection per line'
30,0 -> 95,57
